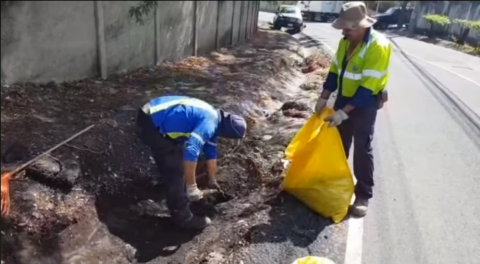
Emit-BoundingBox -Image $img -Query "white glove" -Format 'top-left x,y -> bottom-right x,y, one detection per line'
186,184 -> 203,201
315,97 -> 328,113
325,110 -> 349,127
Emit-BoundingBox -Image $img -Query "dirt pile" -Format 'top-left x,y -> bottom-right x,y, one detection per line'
298,52 -> 331,94
1,27 -> 331,264
301,52 -> 331,74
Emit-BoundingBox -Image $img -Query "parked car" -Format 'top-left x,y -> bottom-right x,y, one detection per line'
373,7 -> 413,30
273,5 -> 305,34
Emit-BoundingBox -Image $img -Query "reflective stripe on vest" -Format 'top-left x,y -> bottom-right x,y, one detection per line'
148,98 -> 218,143
149,98 -> 218,117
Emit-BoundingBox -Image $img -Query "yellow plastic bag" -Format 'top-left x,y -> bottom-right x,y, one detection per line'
282,108 -> 354,223
291,256 -> 336,264
284,109 -> 324,160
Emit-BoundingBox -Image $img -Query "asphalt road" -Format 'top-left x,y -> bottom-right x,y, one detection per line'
259,12 -> 480,264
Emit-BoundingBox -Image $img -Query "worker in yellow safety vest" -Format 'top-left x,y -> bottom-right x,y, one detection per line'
315,2 -> 392,217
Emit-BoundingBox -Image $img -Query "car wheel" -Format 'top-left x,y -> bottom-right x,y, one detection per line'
379,23 -> 388,30
307,13 -> 313,22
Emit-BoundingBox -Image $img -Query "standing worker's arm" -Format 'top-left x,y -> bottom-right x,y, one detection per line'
342,41 -> 392,113
320,57 -> 339,99
316,50 -> 339,113
183,121 -> 217,188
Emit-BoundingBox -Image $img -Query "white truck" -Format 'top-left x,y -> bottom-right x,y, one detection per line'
296,1 -> 343,22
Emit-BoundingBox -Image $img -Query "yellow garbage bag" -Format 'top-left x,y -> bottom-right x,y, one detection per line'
291,256 -> 336,264
282,108 -> 354,223
284,108 -> 324,160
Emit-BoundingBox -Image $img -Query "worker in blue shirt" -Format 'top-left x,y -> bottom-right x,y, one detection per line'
135,95 -> 247,230
315,2 -> 391,217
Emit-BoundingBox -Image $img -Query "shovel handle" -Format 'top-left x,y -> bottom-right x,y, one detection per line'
9,125 -> 95,178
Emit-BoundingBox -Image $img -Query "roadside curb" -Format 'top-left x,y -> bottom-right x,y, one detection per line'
293,32 -> 335,58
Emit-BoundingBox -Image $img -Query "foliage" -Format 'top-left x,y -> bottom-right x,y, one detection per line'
453,19 -> 471,28
423,14 -> 451,26
454,19 -> 480,31
451,19 -> 480,54
129,1 -> 158,25
472,21 -> 480,31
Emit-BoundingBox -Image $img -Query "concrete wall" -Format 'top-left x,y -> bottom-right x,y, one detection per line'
231,1 -> 243,45
1,1 -> 98,83
155,1 -> 194,63
0,1 -> 261,84
410,1 -> 480,43
217,1 -> 235,48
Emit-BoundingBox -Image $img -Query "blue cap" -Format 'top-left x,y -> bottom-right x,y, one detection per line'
218,110 -> 247,139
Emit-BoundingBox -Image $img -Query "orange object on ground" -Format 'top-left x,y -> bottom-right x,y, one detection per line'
0,125 -> 95,217
1,172 -> 12,216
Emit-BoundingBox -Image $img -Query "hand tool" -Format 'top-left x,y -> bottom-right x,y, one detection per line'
1,125 -> 95,216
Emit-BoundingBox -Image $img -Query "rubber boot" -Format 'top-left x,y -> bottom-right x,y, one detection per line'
350,197 -> 369,218
178,215 -> 211,230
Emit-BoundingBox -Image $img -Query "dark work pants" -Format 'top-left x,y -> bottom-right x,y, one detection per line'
337,105 -> 378,199
135,110 -> 192,223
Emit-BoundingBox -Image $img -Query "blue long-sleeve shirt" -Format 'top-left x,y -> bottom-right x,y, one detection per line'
148,96 -> 219,162
324,72 -> 377,110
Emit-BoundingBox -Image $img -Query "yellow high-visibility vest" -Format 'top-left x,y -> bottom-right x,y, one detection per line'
329,29 -> 392,97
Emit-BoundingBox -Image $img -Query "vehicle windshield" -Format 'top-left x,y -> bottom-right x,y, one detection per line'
279,6 -> 297,14
383,7 -> 397,15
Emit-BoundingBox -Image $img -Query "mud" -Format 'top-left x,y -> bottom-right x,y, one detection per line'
1,27 -> 331,264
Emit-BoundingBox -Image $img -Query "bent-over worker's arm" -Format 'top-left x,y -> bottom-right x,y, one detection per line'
342,41 -> 392,113
203,136 -> 219,180
183,121 -> 217,186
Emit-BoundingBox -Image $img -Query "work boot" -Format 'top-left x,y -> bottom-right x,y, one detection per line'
178,215 -> 211,230
350,197 -> 369,218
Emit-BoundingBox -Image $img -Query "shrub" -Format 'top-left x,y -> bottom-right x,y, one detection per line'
453,19 -> 480,51
453,19 -> 471,45
424,14 -> 451,26
423,14 -> 451,38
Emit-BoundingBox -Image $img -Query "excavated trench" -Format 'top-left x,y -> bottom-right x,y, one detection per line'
1,32 -> 331,264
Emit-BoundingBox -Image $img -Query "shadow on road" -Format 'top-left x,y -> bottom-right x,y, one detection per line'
245,192 -> 332,247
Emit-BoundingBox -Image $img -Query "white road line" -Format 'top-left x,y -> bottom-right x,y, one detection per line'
401,51 -> 480,88
344,213 -> 364,264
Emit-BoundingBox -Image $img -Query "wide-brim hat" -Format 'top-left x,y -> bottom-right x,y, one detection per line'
331,2 -> 376,30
